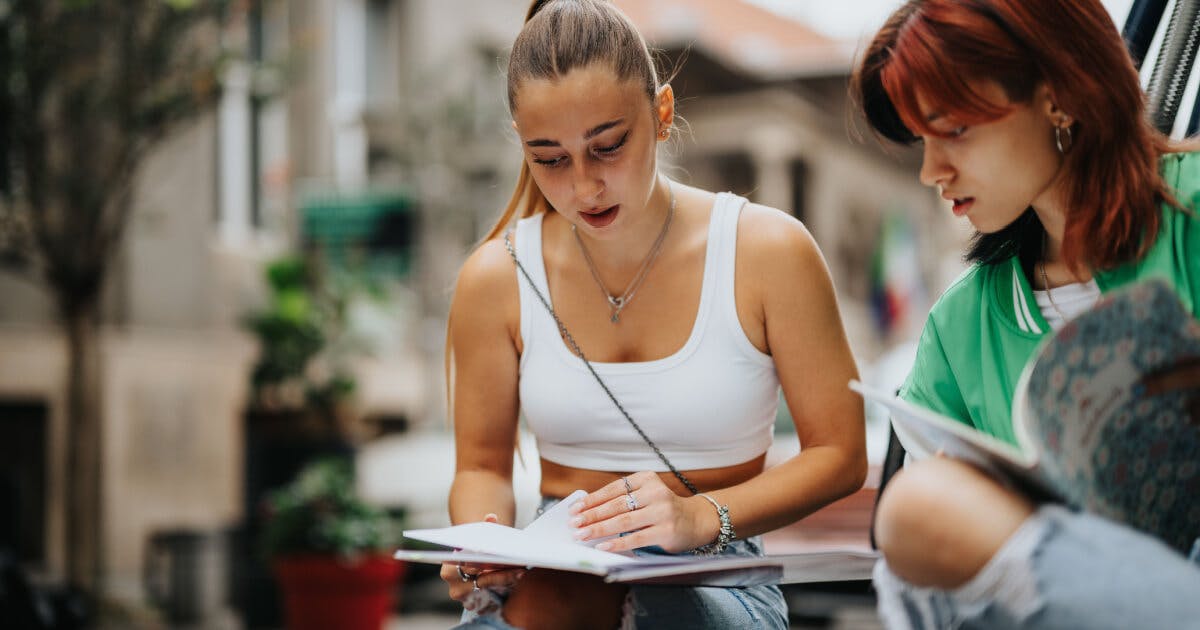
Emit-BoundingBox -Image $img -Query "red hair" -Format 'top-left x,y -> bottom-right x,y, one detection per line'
852,0 -> 1178,271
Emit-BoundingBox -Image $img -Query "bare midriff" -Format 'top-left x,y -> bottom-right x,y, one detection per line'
538,453 -> 767,499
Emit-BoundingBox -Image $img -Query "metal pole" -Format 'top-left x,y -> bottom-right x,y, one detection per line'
1146,0 -> 1200,133
1123,0 -> 1172,70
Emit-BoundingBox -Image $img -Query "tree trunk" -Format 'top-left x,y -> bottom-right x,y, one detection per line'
64,303 -> 103,591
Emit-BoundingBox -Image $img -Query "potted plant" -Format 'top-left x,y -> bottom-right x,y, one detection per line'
261,457 -> 406,630
236,255 -> 400,626
243,256 -> 368,437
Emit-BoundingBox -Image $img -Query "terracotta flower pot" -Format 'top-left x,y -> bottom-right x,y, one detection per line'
273,554 -> 405,630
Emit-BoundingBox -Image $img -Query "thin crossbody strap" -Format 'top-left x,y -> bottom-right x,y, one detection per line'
504,230 -> 699,496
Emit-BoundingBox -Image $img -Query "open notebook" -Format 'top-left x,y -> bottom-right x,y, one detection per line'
395,490 -> 877,586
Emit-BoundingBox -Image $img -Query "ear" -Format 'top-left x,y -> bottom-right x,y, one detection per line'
1038,83 -> 1074,128
655,84 -> 675,139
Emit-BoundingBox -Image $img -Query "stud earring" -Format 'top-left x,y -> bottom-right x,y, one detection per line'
658,129 -> 670,140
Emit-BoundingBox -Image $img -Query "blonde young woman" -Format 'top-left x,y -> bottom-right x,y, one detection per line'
442,1 -> 866,628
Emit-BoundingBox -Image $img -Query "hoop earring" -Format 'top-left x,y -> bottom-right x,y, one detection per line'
1055,125 -> 1073,154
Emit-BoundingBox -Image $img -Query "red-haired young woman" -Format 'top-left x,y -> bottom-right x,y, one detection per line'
853,0 -> 1200,627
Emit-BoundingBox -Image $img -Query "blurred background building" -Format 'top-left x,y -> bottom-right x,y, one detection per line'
0,0 -> 1142,626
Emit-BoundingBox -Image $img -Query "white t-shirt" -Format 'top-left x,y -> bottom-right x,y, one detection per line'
1034,279 -> 1102,330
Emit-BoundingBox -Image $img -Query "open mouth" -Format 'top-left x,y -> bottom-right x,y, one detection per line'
952,197 -> 975,216
579,204 -> 620,228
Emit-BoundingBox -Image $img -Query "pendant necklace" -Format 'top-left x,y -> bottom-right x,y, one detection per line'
571,180 -> 676,323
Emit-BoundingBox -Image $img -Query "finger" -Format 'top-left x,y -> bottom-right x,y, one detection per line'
441,564 -> 476,602
572,489 -> 640,532
594,526 -> 656,553
458,561 -> 514,573
1141,361 -> 1200,396
571,477 -> 633,515
576,503 -> 652,542
475,567 -> 527,590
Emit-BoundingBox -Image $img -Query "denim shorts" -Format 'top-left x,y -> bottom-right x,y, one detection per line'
874,504 -> 1200,629
453,497 -> 788,629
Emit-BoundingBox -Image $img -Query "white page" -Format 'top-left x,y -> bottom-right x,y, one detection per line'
521,489 -> 586,543
392,549 -> 612,576
522,489 -> 621,548
403,521 -> 632,569
851,381 -> 1032,467
604,550 -> 878,585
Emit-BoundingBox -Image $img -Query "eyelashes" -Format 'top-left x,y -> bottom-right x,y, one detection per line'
532,131 -> 629,168
594,132 -> 628,155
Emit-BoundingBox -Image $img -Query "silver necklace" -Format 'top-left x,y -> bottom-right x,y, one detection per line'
1040,232 -> 1068,321
570,180 -> 676,323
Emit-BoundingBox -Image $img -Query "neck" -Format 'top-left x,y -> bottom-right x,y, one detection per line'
1033,206 -> 1093,287
575,175 -> 674,269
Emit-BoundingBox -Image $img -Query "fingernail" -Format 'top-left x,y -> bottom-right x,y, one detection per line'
573,528 -> 588,540
569,502 -> 582,514
569,516 -> 583,527
596,542 -> 612,551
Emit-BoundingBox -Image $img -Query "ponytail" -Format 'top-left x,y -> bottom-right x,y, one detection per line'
481,161 -> 551,243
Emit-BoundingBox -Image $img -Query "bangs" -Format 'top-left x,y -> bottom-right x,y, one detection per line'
881,38 -> 1012,140
877,15 -> 1017,142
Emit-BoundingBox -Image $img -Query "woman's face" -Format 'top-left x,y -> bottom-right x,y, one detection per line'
914,81 -> 1067,233
511,63 -> 670,239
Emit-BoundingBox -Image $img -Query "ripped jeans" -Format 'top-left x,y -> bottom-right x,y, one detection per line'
453,496 -> 788,630
874,504 -> 1200,629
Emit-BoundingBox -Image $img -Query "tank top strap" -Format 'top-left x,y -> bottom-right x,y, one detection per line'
513,213 -> 551,361
708,192 -> 749,326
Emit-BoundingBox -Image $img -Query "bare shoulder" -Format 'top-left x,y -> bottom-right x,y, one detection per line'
456,237 -> 518,294
451,236 -> 521,335
736,202 -> 826,276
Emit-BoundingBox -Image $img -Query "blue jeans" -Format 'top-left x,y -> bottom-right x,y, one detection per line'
454,497 -> 788,629
874,504 -> 1200,629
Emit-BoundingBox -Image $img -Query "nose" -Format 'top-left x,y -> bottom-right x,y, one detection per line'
571,160 -> 604,204
918,141 -> 953,188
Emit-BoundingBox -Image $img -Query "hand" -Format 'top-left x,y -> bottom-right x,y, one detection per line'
1139,357 -> 1200,424
439,513 -> 527,608
568,471 -> 718,554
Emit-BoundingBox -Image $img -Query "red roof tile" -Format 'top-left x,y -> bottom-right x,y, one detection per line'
613,0 -> 852,78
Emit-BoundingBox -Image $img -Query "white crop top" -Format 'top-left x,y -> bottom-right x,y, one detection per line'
514,192 -> 780,471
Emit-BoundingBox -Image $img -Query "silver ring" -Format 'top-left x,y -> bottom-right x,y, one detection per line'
625,492 -> 639,511
457,565 -> 474,582
622,476 -> 633,494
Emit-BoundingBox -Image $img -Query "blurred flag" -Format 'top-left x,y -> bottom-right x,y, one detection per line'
869,212 -> 925,336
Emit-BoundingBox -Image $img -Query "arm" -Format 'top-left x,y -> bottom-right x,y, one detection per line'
441,238 -> 527,602
701,206 -> 868,535
447,238 -> 523,526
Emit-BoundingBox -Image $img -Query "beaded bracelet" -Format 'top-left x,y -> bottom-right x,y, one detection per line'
693,493 -> 736,555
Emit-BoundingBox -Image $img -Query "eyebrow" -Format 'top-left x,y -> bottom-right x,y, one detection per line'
525,118 -> 625,147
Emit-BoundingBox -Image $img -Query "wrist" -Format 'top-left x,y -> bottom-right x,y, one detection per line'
692,493 -> 736,555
